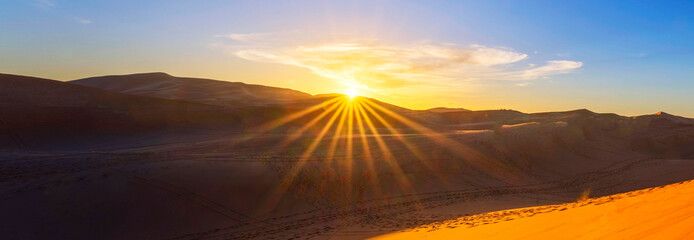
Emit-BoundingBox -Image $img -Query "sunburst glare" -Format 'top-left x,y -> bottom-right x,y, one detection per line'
346,88 -> 359,99
241,95 -> 516,212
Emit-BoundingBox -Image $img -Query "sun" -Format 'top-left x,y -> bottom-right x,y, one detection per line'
346,88 -> 359,99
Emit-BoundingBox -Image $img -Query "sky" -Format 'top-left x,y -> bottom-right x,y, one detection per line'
1,0 -> 693,116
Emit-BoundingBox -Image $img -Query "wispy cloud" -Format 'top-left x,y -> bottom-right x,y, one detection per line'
73,16 -> 92,24
219,32 -> 273,43
33,0 -> 56,9
215,35 -> 582,93
33,0 -> 93,25
518,60 -> 583,80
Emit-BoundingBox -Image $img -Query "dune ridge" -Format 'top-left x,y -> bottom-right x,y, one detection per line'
71,72 -> 312,107
1,72 -> 694,239
373,179 -> 694,239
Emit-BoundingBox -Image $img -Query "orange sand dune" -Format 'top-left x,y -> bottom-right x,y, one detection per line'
373,180 -> 694,240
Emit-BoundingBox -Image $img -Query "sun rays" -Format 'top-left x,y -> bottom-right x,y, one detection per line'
238,94 -> 518,212
346,88 -> 359,99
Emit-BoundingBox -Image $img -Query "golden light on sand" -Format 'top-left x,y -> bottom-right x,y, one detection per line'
233,95 -> 515,211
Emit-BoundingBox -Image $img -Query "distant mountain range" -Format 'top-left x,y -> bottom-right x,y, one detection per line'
2,72 -> 694,239
2,72 -> 693,151
71,72 -> 312,107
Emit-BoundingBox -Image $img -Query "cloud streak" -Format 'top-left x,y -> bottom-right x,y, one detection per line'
221,33 -> 273,43
33,0 -> 56,9
73,17 -> 92,24
217,36 -> 582,93
33,0 -> 93,25
519,60 -> 583,79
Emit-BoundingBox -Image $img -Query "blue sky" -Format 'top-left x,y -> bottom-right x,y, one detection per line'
1,0 -> 693,116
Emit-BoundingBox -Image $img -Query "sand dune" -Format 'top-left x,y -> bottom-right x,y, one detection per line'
0,73 -> 244,150
423,107 -> 471,113
2,73 -> 694,239
373,180 -> 694,239
71,72 -> 312,107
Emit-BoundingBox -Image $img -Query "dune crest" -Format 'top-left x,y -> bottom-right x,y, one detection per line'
2,73 -> 694,239
71,72 -> 313,107
372,179 -> 694,239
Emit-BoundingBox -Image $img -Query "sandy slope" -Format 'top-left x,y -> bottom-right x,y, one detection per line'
2,73 -> 694,239
71,72 -> 312,107
3,119 -> 694,239
0,73 -> 239,128
373,180 -> 694,240
0,73 -> 246,150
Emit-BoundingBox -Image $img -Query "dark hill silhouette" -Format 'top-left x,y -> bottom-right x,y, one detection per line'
4,73 -> 694,151
2,72 -> 694,239
0,73 -> 241,149
424,107 -> 471,113
71,72 -> 312,107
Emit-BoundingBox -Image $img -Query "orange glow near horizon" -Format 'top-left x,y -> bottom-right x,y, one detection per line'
346,88 -> 359,99
230,95 -> 518,213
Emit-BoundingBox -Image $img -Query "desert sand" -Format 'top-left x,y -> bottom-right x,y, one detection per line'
373,179 -> 694,240
2,73 -> 694,239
